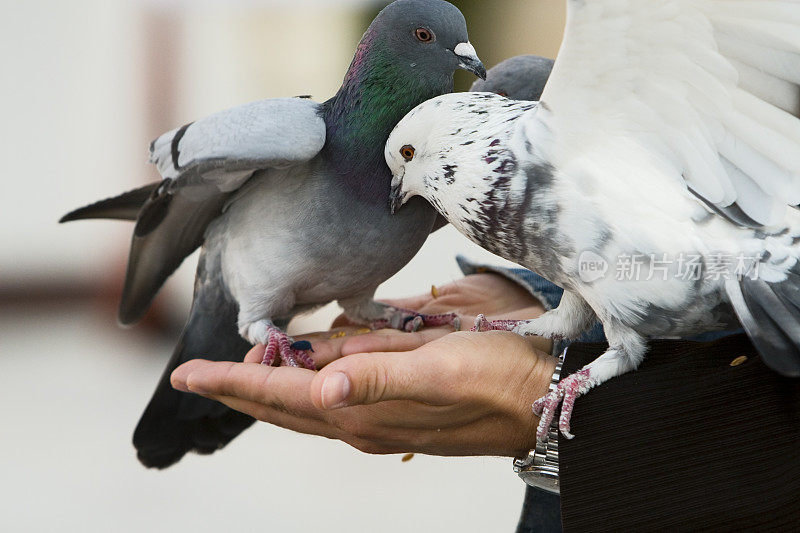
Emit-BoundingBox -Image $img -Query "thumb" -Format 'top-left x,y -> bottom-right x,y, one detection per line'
310,352 -> 435,410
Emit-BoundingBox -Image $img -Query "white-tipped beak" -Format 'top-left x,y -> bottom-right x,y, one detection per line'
454,42 -> 478,59
453,42 -> 486,80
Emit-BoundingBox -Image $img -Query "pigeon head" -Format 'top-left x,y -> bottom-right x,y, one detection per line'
367,0 -> 486,82
470,55 -> 555,101
386,92 -> 537,228
324,0 -> 485,197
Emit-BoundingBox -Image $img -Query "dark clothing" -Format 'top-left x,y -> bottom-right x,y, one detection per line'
516,487 -> 563,533
556,335 -> 800,532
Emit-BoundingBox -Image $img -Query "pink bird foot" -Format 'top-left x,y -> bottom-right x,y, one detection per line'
261,327 -> 316,370
371,308 -> 461,333
471,314 -> 522,332
532,369 -> 594,440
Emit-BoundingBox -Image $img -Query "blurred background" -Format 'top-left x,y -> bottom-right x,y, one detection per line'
0,1 -> 564,531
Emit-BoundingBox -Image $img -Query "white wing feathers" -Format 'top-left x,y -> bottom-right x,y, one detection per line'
540,0 -> 800,227
149,97 -> 326,187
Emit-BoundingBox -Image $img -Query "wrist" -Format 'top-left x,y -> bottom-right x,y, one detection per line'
509,349 -> 557,457
513,348 -> 565,493
528,352 -> 558,446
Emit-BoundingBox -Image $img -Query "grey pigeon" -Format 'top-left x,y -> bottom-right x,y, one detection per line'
61,0 -> 485,469
386,0 -> 800,441
470,54 -> 554,101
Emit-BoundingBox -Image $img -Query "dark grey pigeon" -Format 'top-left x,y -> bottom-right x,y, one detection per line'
470,54 -> 554,101
61,0 -> 485,469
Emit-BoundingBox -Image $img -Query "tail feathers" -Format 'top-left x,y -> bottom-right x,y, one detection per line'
60,182 -> 161,223
133,368 -> 255,468
727,265 -> 800,377
133,253 -> 255,468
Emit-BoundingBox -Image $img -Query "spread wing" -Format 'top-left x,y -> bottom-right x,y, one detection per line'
60,182 -> 161,222
151,97 -> 325,184
119,97 -> 326,324
538,0 -> 800,228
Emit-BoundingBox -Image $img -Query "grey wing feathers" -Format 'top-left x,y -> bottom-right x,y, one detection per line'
727,262 -> 800,377
60,182 -> 160,223
150,97 -> 326,182
118,179 -> 228,325
117,97 -> 326,325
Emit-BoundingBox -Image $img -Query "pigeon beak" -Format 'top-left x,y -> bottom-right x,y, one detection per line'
389,179 -> 408,215
453,42 -> 486,80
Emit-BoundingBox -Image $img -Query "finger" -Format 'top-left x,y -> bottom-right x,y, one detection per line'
384,282 -> 485,316
350,399 -> 479,430
207,393 -> 346,436
489,307 -> 547,322
171,360 -> 325,421
377,290 -> 435,312
241,329 -> 369,367
243,345 -> 264,364
479,309 -> 554,353
338,327 -> 450,356
210,392 -> 427,456
331,291 -> 435,328
455,309 -> 552,353
309,350 -> 446,410
331,314 -> 359,329
297,328 -> 376,367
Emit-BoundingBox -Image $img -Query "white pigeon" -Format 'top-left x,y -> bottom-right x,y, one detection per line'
385,0 -> 800,440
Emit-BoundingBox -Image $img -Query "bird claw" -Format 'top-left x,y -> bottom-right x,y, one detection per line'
532,369 -> 594,441
404,315 -> 425,332
471,314 -> 521,332
404,311 -> 461,332
371,308 -> 461,332
261,329 -> 316,370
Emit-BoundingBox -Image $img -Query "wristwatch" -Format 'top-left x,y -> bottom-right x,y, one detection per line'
513,347 -> 566,494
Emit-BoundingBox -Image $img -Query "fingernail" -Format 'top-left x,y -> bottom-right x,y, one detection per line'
171,369 -> 190,392
321,372 -> 351,410
184,373 -> 208,395
187,383 -> 209,395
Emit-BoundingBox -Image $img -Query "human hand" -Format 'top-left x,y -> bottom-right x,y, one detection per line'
336,272 -> 552,353
171,329 -> 555,457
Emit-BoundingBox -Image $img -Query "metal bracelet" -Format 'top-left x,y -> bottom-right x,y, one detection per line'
513,347 -> 566,493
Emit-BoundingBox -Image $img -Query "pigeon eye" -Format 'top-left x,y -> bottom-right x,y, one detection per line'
496,91 -> 508,97
414,28 -> 435,43
400,145 -> 416,161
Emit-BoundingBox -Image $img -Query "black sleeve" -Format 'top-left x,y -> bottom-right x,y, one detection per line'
558,334 -> 800,532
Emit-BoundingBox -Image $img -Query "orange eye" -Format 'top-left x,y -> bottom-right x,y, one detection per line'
415,28 -> 434,43
496,91 -> 508,97
400,145 -> 415,161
